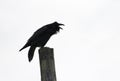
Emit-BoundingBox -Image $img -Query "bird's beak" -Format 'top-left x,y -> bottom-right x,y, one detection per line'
59,23 -> 65,26
59,27 -> 63,30
58,23 -> 64,30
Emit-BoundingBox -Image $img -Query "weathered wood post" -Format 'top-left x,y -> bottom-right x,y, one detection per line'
38,47 -> 57,81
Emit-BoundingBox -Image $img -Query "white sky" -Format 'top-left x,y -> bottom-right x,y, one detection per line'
0,0 -> 120,81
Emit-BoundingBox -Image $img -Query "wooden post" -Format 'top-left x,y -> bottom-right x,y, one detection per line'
38,47 -> 57,81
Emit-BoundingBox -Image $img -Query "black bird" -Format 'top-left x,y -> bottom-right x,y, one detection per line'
19,21 -> 64,62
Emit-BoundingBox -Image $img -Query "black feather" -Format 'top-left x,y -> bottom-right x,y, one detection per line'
28,46 -> 36,62
19,21 -> 64,62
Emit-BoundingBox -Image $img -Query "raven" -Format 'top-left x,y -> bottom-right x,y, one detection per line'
19,21 -> 64,62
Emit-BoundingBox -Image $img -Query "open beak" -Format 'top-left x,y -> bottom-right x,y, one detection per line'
59,23 -> 65,26
59,27 -> 63,30
58,23 -> 64,30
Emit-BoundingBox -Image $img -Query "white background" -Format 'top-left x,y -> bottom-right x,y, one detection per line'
0,0 -> 120,81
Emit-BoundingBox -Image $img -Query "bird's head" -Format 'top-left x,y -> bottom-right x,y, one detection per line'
50,21 -> 64,34
53,21 -> 64,29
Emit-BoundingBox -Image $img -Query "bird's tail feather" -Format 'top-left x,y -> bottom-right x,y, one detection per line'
19,43 -> 29,51
28,46 -> 36,62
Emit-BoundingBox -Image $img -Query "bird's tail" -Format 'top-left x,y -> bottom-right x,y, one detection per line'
19,43 -> 29,51
28,46 -> 36,62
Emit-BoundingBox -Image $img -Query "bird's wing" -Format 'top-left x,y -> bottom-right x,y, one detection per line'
28,46 -> 36,62
28,25 -> 50,42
